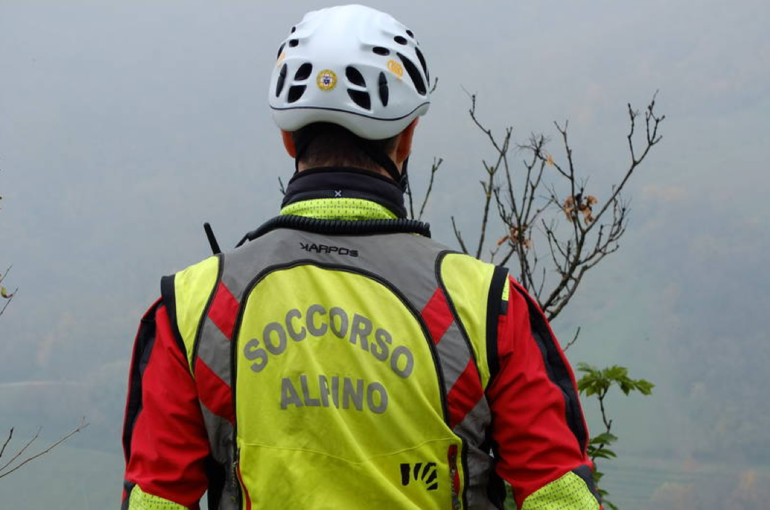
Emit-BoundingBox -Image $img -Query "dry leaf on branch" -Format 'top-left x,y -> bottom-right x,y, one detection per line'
563,195 -> 576,221
563,195 -> 599,224
497,226 -> 532,249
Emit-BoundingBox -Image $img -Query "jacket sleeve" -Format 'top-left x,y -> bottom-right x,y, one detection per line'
121,301 -> 211,510
486,277 -> 602,510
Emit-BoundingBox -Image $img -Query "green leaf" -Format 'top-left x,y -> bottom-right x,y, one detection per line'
590,432 -> 618,445
604,365 -> 628,382
634,379 -> 655,395
590,448 -> 617,460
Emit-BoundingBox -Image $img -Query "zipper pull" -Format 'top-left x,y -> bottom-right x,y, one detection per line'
231,460 -> 238,502
232,447 -> 244,507
448,445 -> 461,510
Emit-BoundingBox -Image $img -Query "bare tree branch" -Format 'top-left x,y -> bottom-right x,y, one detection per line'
466,94 -> 511,259
461,93 -> 664,326
0,420 -> 89,480
0,428 -> 41,474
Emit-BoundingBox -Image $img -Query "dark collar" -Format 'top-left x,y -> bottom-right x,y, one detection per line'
281,167 -> 407,219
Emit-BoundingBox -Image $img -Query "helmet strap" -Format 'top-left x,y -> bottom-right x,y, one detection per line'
352,137 -> 407,192
292,124 -> 323,172
400,157 -> 410,192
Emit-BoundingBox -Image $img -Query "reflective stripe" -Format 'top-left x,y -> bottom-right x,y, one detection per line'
172,255 -> 220,372
196,318 -> 233,389
457,398 -> 492,451
208,282 -> 239,340
446,360 -> 484,429
435,322 -> 470,391
421,288 -> 454,344
195,357 -> 235,425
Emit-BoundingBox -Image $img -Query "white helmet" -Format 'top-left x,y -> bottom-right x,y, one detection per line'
269,4 -> 431,141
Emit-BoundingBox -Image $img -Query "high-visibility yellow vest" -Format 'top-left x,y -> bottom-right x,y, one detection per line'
162,222 -> 510,509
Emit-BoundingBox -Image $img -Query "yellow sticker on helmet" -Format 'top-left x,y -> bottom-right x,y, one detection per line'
316,69 -> 337,91
387,59 -> 404,79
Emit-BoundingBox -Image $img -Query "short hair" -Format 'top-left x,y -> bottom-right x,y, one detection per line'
291,123 -> 399,169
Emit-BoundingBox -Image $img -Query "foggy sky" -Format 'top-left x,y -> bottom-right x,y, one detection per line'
1,0 -> 768,508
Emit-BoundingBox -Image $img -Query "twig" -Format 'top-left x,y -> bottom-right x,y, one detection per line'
0,428 -> 13,460
0,265 -> 17,318
0,265 -> 11,286
0,292 -> 15,319
451,217 -> 469,255
563,327 -> 581,352
591,388 -> 614,462
416,158 -> 442,221
475,166 -> 496,259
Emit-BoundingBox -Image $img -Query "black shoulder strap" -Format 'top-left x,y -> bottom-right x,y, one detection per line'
485,266 -> 509,384
122,298 -> 163,462
160,274 -> 188,361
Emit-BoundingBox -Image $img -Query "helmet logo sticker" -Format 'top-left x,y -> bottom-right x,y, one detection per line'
316,69 -> 338,91
387,60 -> 404,80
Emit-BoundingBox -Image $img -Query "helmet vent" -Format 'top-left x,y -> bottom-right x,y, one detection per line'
348,90 -> 371,110
275,63 -> 288,97
345,66 -> 366,87
276,43 -> 285,60
294,63 -> 313,81
378,72 -> 389,107
288,85 -> 306,104
397,53 -> 427,96
373,46 -> 390,56
415,48 -> 430,85
394,36 -> 408,45
406,30 -> 414,39
291,26 -> 296,33
289,39 -> 299,48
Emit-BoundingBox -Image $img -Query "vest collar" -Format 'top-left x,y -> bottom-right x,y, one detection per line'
280,167 -> 407,220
